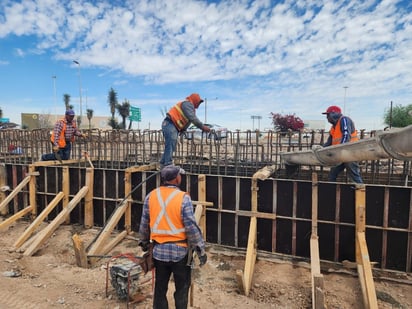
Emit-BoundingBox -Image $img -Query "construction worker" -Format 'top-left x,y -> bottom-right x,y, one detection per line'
138,165 -> 207,309
322,105 -> 363,183
160,93 -> 210,169
41,109 -> 86,161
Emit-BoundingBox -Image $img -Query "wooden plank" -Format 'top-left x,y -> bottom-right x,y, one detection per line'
236,210 -> 276,220
311,173 -> 318,236
124,171 -> 132,233
198,174 -> 206,236
0,163 -> 7,215
62,166 -> 70,224
191,200 -> 213,206
314,275 -> 325,309
0,205 -> 33,231
238,177 -> 259,296
125,163 -> 158,173
243,216 -> 257,296
0,175 -> 30,213
32,158 -> 89,167
29,165 -> 37,218
87,200 -> 128,256
235,269 -> 245,294
23,186 -> 88,256
13,192 -> 64,249
310,172 -> 326,309
310,236 -> 326,309
101,230 -> 128,254
357,232 -> 378,309
72,233 -> 88,268
84,168 -> 94,228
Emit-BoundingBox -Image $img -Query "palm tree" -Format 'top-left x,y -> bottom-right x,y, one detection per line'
86,108 -> 94,130
117,99 -> 130,129
0,107 -> 3,119
63,94 -> 71,111
108,88 -> 118,119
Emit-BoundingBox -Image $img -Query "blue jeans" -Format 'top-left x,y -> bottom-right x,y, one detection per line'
160,118 -> 178,167
153,255 -> 191,309
41,142 -> 72,161
329,162 -> 363,183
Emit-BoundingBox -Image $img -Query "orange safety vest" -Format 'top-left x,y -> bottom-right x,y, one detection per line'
330,117 -> 358,145
167,102 -> 189,131
50,119 -> 76,148
148,187 -> 188,247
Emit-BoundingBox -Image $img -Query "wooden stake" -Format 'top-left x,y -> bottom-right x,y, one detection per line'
72,233 -> 88,268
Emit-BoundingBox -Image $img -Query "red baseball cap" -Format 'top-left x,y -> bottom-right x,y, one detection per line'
322,105 -> 342,114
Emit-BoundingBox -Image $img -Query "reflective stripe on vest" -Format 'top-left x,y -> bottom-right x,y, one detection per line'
149,187 -> 187,246
167,102 -> 189,131
330,117 -> 358,145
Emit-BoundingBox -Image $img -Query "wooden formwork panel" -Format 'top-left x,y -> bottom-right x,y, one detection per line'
2,163 -> 411,273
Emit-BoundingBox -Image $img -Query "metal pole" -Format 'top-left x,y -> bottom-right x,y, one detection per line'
73,60 -> 83,126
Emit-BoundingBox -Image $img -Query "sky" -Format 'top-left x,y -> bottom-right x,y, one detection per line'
0,0 -> 411,131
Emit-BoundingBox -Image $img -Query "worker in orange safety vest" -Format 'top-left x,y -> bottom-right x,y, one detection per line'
159,93 -> 210,169
322,105 -> 363,183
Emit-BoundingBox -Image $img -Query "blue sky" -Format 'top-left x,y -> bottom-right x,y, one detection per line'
0,0 -> 411,131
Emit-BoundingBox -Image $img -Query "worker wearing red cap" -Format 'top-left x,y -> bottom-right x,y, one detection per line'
160,93 -> 210,168
322,105 -> 363,183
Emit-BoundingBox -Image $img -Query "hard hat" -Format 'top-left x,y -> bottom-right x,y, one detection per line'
322,105 -> 342,114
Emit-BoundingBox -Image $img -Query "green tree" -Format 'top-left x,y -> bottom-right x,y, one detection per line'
86,108 -> 94,130
384,103 -> 412,128
117,99 -> 130,129
63,94 -> 71,110
108,117 -> 120,129
108,88 -> 118,119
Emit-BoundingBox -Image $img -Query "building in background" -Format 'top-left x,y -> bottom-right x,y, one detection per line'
21,113 -> 114,130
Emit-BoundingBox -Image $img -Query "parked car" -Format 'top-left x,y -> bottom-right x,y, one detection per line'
184,123 -> 228,140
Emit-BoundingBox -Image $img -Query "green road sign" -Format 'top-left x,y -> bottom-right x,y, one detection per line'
129,106 -> 141,122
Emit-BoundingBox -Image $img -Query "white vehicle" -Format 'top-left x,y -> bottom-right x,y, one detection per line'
184,124 -> 228,140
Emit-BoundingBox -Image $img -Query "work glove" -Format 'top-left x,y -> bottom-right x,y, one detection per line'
52,145 -> 59,152
138,240 -> 150,252
202,125 -> 211,133
198,253 -> 207,267
80,133 -> 87,138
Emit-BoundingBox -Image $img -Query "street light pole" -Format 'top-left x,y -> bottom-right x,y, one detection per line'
52,75 -> 57,122
251,115 -> 262,130
73,60 -> 83,126
343,86 -> 348,114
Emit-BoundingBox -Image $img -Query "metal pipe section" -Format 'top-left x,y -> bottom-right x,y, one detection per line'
280,125 -> 412,166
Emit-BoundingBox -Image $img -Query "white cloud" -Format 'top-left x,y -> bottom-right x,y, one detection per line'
0,0 -> 411,131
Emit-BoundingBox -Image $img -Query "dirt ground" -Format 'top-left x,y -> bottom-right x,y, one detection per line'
0,221 -> 411,309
